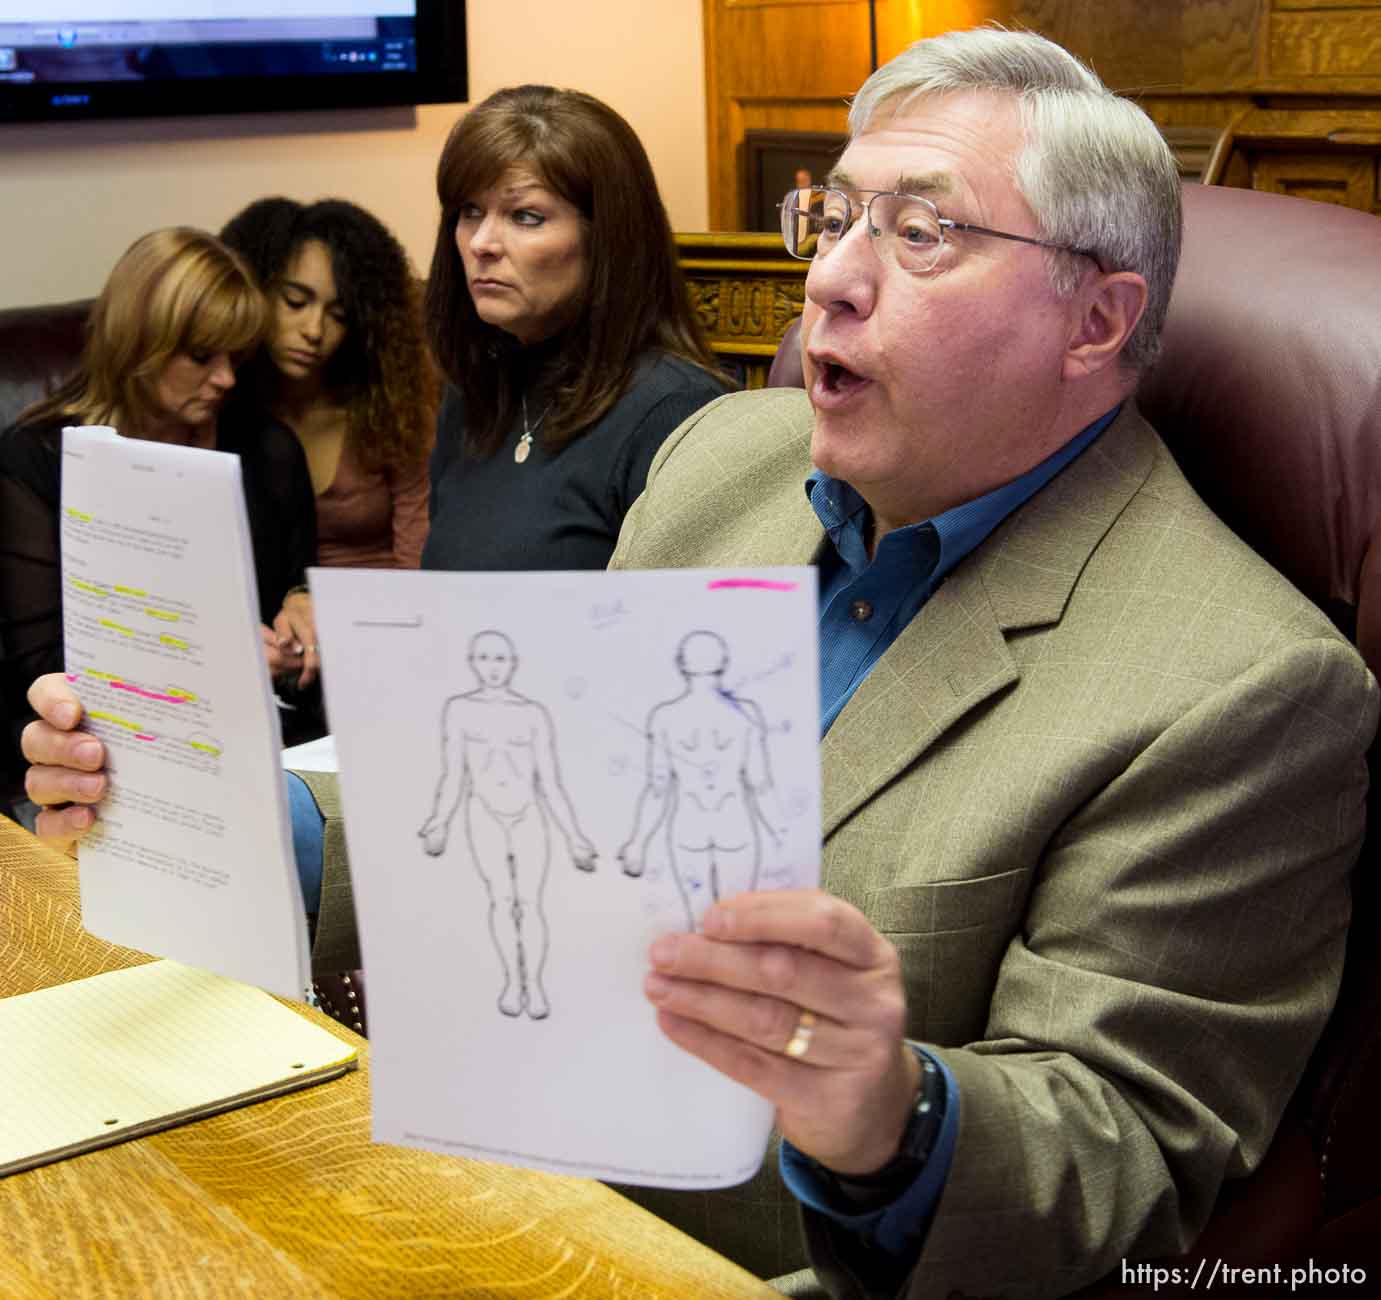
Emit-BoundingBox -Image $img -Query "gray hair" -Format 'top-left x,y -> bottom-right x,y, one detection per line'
850,28 -> 1181,373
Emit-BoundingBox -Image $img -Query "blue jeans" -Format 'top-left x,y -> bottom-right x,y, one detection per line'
286,772 -> 325,915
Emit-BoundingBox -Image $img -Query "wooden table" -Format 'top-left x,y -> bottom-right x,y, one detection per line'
0,815 -> 777,1299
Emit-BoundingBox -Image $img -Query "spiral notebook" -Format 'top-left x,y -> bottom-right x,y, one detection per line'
0,960 -> 358,1178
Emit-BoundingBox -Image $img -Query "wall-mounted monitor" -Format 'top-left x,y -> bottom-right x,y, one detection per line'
0,2 -> 467,125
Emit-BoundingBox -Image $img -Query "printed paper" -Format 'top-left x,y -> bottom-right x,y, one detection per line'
61,426 -> 308,997
312,566 -> 820,1187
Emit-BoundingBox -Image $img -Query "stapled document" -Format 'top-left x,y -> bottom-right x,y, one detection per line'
60,426 -> 308,997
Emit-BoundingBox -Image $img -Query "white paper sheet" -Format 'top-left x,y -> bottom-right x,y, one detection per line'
60,426 -> 308,998
312,566 -> 820,1188
281,733 -> 338,772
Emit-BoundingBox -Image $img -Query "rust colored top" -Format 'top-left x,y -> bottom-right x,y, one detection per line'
315,433 -> 430,569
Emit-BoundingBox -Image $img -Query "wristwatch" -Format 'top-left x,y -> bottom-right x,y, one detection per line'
816,1044 -> 946,1207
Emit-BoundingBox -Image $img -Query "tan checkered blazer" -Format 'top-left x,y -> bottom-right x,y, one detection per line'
608,389 -> 1377,1299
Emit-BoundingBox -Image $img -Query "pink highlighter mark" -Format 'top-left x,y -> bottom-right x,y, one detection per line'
109,680 -> 186,705
707,578 -> 799,592
65,673 -> 80,683
134,734 -> 157,742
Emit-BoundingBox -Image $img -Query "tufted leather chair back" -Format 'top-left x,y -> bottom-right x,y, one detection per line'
0,299 -> 90,800
0,299 -> 91,435
768,181 -> 1381,1272
1139,182 -> 1381,1271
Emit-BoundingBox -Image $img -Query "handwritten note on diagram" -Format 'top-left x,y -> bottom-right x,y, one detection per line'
61,427 -> 308,998
312,567 -> 820,1188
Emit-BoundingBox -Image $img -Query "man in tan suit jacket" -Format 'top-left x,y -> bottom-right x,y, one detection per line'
20,27 -> 1378,1300
613,390 -> 1374,1296
602,28 -> 1377,1300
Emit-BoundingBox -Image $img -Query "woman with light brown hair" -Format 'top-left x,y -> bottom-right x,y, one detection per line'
421,83 -> 730,573
0,226 -> 316,778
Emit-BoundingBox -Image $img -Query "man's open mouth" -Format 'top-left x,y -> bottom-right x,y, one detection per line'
817,360 -> 869,396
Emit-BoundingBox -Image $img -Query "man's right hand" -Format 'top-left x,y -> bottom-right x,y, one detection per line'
21,673 -> 108,856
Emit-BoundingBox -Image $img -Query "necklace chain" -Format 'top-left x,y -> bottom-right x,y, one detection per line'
515,392 -> 552,464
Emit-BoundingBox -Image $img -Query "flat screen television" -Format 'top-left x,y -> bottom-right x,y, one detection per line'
0,2 -> 467,125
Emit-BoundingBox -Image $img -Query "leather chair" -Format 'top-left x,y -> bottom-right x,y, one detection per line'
768,181 -> 1381,1290
0,298 -> 91,435
0,299 -> 91,801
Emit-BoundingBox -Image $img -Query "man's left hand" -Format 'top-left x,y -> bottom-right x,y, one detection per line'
644,888 -> 921,1175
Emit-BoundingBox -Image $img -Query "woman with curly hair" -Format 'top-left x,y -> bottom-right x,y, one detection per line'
221,197 -> 437,683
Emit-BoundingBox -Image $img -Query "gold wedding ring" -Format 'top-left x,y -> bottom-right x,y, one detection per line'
783,1009 -> 816,1059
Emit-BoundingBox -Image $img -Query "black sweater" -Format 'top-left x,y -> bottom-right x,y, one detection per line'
421,351 -> 729,573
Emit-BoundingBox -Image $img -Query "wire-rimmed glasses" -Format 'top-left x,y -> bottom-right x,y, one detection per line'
778,185 -> 1098,274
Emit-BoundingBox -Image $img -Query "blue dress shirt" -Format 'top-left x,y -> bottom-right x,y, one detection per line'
781,406 -> 1118,1265
814,408 -> 1117,737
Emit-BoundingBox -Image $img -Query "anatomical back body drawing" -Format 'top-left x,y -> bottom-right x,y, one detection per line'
618,631 -> 782,930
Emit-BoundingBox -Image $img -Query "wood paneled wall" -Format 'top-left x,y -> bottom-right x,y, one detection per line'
704,0 -> 1381,228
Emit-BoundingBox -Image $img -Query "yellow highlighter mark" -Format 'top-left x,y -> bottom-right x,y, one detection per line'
65,508 -> 92,522
85,670 -> 121,681
188,742 -> 221,756
166,688 -> 197,701
89,711 -> 138,731
160,635 -> 190,650
98,619 -> 135,637
145,608 -> 179,622
114,585 -> 147,596
68,578 -> 107,596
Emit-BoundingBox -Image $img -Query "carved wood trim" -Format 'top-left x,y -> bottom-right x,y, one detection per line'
675,232 -> 807,386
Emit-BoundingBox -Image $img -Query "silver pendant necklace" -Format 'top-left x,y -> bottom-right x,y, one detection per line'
515,392 -> 551,464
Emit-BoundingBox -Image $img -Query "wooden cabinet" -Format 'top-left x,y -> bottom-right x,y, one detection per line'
702,0 -> 1381,229
702,0 -> 870,232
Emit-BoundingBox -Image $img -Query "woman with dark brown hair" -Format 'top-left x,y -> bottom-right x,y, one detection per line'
421,83 -> 730,573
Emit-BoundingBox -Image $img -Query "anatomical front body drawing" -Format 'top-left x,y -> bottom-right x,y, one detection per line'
419,630 -> 596,1019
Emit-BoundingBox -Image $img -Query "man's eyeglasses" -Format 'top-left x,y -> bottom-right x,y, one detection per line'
778,186 -> 1098,275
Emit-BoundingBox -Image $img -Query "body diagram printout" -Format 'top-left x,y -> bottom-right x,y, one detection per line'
312,566 -> 820,1188
60,426 -> 307,997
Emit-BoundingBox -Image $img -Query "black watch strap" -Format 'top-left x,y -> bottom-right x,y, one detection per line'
816,1045 -> 946,1207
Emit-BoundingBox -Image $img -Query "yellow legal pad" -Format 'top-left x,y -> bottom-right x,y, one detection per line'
0,959 -> 358,1177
